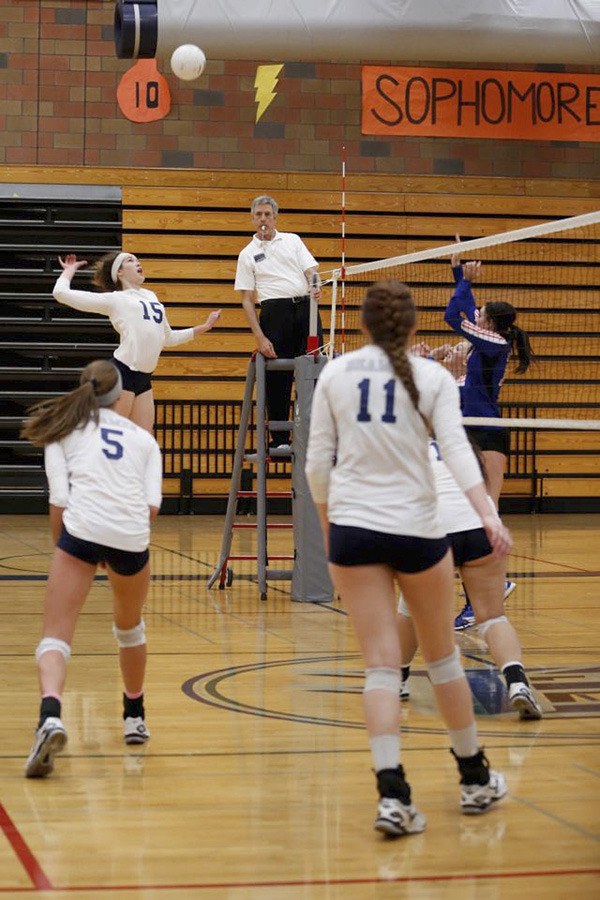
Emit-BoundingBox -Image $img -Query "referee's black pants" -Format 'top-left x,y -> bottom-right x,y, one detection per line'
258,297 -> 323,447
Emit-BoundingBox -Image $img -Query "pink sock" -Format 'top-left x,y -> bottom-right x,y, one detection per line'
125,690 -> 143,700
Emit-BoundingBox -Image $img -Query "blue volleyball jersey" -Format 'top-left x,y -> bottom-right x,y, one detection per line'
444,267 -> 510,419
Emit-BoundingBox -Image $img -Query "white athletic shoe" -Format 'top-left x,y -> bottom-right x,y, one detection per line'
460,770 -> 508,815
374,797 -> 427,836
503,580 -> 517,601
400,679 -> 410,701
124,716 -> 150,745
509,682 -> 543,720
25,717 -> 67,778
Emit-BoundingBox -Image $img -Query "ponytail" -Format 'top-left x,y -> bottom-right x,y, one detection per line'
486,301 -> 534,375
510,324 -> 534,374
21,359 -> 121,447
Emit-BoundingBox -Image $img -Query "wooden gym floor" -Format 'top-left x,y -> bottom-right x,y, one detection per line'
0,512 -> 599,898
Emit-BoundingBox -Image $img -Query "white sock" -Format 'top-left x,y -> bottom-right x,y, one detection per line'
369,734 -> 400,772
448,723 -> 479,758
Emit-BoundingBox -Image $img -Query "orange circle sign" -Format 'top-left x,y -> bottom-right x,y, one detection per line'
117,58 -> 171,123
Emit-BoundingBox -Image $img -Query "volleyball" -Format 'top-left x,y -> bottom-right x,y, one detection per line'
170,44 -> 206,80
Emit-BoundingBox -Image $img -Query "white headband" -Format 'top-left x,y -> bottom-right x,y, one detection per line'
96,367 -> 123,407
110,252 -> 129,285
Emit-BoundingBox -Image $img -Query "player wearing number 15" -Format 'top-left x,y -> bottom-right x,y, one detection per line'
306,281 -> 510,835
20,359 -> 162,778
53,252 -> 221,433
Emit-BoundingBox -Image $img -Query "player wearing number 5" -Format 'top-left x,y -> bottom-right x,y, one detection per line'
21,359 -> 162,778
53,253 -> 221,433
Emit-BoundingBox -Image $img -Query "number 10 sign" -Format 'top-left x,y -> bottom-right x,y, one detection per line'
117,58 -> 171,123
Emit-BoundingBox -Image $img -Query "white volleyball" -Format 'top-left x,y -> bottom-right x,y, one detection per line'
170,44 -> 206,80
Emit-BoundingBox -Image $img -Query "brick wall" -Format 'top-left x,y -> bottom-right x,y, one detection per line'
2,0 -> 599,177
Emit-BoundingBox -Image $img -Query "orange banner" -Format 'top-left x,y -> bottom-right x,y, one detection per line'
362,66 -> 600,142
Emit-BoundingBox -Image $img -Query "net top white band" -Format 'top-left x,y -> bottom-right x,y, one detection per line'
335,209 -> 600,278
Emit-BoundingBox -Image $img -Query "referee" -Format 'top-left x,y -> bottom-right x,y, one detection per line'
235,195 -> 322,449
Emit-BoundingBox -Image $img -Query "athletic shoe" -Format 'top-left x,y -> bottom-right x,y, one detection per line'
124,716 -> 150,745
374,797 -> 427,836
504,580 -> 517,601
452,749 -> 507,815
508,682 -> 543,720
454,602 -> 476,630
400,679 -> 410,701
25,717 -> 67,778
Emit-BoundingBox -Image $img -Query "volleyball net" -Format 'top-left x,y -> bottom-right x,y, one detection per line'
327,210 -> 600,431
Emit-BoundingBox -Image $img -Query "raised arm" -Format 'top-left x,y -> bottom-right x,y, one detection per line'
53,255 -> 116,315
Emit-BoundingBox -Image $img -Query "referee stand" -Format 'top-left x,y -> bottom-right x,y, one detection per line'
207,352 -> 333,602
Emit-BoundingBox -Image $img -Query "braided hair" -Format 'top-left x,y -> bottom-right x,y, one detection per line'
362,280 -> 431,432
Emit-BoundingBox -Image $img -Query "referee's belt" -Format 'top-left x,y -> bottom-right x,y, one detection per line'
262,295 -> 309,305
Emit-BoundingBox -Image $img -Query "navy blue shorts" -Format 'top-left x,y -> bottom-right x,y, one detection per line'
466,425 -> 510,456
449,527 -> 492,567
328,524 -> 449,574
57,526 -> 149,576
112,357 -> 153,396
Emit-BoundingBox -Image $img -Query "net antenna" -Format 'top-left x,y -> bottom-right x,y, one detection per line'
330,210 -> 600,430
328,145 -> 347,358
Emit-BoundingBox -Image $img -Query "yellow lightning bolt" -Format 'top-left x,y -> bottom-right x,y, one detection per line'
254,64 -> 284,123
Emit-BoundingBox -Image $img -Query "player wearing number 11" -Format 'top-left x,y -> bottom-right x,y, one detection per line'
53,253 -> 221,432
20,359 -> 162,778
306,280 -> 510,836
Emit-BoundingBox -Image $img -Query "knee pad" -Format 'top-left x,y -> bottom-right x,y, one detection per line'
427,647 -> 464,685
364,667 -> 401,694
397,594 -> 411,618
478,614 -> 508,638
113,619 -> 146,648
35,637 -> 71,663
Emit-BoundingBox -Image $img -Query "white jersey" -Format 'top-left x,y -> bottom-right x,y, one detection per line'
429,440 -> 497,534
44,408 -> 163,552
234,231 -> 317,302
305,345 -> 483,538
53,274 -> 194,373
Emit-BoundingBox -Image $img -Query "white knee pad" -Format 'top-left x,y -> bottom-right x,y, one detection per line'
478,614 -> 508,638
113,619 -> 146,648
35,637 -> 71,663
427,647 -> 464,685
364,667 -> 401,694
397,594 -> 411,618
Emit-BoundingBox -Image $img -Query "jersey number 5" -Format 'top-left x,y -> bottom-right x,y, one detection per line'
101,428 -> 124,460
357,378 -> 397,423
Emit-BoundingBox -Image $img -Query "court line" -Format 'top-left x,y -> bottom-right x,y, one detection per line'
0,866 -> 598,893
0,802 -> 53,890
2,570 -> 599,582
510,793 -> 600,842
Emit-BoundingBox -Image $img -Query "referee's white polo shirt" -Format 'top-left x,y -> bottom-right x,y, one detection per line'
234,231 -> 317,303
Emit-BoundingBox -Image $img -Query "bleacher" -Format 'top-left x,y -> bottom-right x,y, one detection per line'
0,168 -> 598,511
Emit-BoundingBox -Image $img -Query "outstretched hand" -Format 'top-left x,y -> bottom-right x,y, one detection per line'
194,310 -> 222,336
204,309 -> 221,330
58,254 -> 88,278
450,233 -> 461,268
463,260 -> 482,282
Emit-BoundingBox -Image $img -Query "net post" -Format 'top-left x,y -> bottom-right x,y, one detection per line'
291,356 -> 333,602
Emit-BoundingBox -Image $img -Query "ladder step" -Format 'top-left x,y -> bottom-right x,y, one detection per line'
237,490 -> 292,498
226,554 -> 294,562
232,523 -> 293,529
